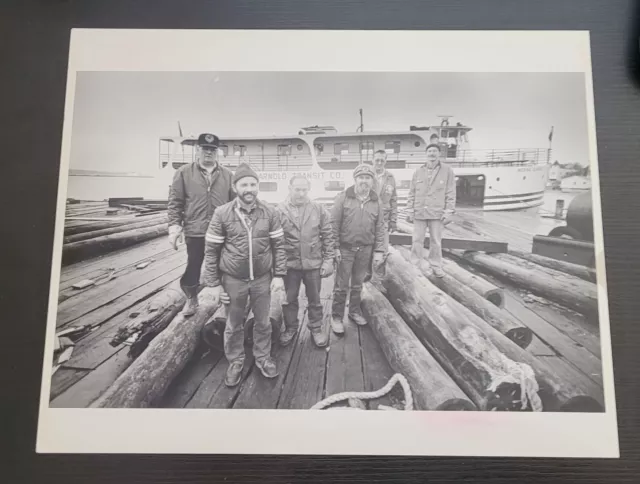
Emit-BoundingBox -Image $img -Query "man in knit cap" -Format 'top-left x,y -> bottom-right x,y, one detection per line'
330,163 -> 386,335
167,133 -> 235,316
201,163 -> 287,387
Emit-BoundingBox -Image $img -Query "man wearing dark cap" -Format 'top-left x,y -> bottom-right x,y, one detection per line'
167,133 -> 236,316
406,143 -> 456,277
201,163 -> 287,387
330,163 -> 386,335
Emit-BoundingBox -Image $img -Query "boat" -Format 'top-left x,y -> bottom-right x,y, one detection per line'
155,116 -> 550,211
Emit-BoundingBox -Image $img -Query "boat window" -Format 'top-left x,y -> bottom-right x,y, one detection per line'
385,141 -> 401,154
399,180 -> 411,190
447,145 -> 457,158
334,143 -> 350,155
277,144 -> 292,156
219,145 -> 229,157
314,143 -> 324,154
360,141 -> 374,153
233,145 -> 247,156
297,144 -> 304,151
414,141 -> 421,147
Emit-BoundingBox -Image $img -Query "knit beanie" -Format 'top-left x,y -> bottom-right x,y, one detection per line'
233,162 -> 259,184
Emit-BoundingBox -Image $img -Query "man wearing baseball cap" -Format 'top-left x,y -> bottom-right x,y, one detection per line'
167,133 -> 236,316
201,163 -> 287,387
330,163 -> 386,335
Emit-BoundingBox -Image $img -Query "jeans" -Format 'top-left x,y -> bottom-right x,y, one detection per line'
332,245 -> 374,319
180,236 -> 205,288
411,219 -> 444,269
222,272 -> 272,364
282,268 -> 323,331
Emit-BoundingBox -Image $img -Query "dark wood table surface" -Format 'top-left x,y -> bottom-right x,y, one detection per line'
3,0 -> 640,482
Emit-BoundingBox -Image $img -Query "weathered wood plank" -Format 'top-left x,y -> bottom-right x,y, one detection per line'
389,231 -> 508,253
50,368 -> 90,401
162,348 -> 224,408
358,324 -> 397,409
200,353 -> 256,409
325,311 -> 365,399
50,348 -> 135,408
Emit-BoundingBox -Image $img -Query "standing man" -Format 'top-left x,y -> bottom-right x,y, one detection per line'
167,133 -> 235,316
276,175 -> 335,348
406,143 -> 456,278
201,163 -> 287,387
331,164 -> 386,334
372,149 -> 398,246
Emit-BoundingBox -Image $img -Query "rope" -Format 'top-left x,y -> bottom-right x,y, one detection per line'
310,373 -> 414,410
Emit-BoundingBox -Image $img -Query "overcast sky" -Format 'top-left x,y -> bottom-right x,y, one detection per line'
69,71 -> 590,174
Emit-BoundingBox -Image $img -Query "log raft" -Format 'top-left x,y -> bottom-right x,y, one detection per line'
63,212 -> 167,236
64,215 -> 169,244
507,249 -> 597,282
361,283 -> 476,411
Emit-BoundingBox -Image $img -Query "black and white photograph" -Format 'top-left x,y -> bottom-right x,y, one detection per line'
37,29 -> 618,457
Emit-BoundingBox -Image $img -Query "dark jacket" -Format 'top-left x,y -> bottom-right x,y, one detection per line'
331,186 -> 386,253
203,198 -> 287,287
276,198 -> 335,271
167,162 -> 236,237
373,170 -> 398,225
407,161 -> 456,220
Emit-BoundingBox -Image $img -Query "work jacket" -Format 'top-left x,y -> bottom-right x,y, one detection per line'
373,169 -> 398,225
167,162 -> 236,237
331,186 -> 386,253
407,161 -> 456,220
276,198 -> 335,271
203,198 -> 287,287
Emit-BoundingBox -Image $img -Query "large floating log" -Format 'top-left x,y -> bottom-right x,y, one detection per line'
507,249 -> 597,282
62,223 -> 169,265
391,221 -> 508,253
450,250 -> 599,319
385,248 -> 603,411
361,283 -> 476,411
382,248 -> 541,411
63,212 -> 166,236
109,281 -> 186,357
396,246 -> 531,349
442,258 -> 504,307
64,215 -> 169,244
93,291 -> 221,408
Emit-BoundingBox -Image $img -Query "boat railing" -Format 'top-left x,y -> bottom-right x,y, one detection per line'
451,148 -> 549,166
160,153 -> 315,171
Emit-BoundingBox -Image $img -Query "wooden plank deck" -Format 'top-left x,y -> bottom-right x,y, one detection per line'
50,201 -> 602,409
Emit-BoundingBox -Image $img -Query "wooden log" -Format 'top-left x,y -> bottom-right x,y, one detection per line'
390,223 -> 508,253
64,216 -> 168,244
63,212 -> 166,236
361,283 -> 476,410
62,223 -> 169,265
507,249 -> 597,282
395,246 -> 531,349
109,281 -> 186,353
385,248 -> 603,412
450,250 -> 598,319
441,257 -> 504,307
93,290 -> 221,408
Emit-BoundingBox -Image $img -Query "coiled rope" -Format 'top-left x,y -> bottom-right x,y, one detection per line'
311,373 -> 414,410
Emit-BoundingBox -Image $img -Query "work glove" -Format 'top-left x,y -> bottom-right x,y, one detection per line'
442,213 -> 453,226
199,286 -> 230,306
372,251 -> 384,268
168,225 -> 183,250
271,276 -> 285,293
406,214 -> 414,224
320,259 -> 334,278
334,248 -> 342,264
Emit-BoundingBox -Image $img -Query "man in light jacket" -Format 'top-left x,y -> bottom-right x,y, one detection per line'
406,143 -> 456,277
167,133 -> 236,316
331,164 -> 386,334
276,175 -> 335,348
201,163 -> 287,387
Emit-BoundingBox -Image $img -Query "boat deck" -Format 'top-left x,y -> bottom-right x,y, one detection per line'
49,201 -> 602,410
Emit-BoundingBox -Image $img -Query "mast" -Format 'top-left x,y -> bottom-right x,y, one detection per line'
358,108 -> 364,164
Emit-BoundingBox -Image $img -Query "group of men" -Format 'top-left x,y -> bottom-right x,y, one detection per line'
167,133 -> 456,387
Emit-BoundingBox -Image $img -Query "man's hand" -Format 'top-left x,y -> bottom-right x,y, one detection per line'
406,214 -> 414,224
271,276 -> 285,293
199,285 -> 222,306
168,225 -> 183,250
372,252 -> 384,268
334,248 -> 342,263
442,213 -> 453,226
320,259 -> 334,278
388,221 -> 397,233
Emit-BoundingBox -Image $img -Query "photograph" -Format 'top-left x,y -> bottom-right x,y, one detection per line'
36,29 -> 618,457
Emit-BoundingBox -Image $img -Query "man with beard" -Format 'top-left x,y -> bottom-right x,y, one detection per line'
406,143 -> 456,278
276,175 -> 334,348
372,150 -> 398,247
167,133 -> 235,316
330,164 -> 386,334
201,163 -> 287,387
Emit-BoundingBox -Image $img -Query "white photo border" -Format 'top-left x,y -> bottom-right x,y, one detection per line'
37,29 -> 619,457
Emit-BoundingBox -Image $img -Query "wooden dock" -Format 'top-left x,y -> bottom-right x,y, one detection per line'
49,201 -> 602,411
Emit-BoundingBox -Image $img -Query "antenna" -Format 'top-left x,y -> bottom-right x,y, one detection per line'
177,121 -> 184,137
437,115 -> 452,127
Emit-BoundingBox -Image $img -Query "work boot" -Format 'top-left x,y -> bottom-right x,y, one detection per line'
225,360 -> 244,387
279,326 -> 298,346
310,327 -> 328,348
181,284 -> 199,316
432,267 -> 445,278
255,356 -> 279,379
349,313 -> 368,326
330,316 -> 345,335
